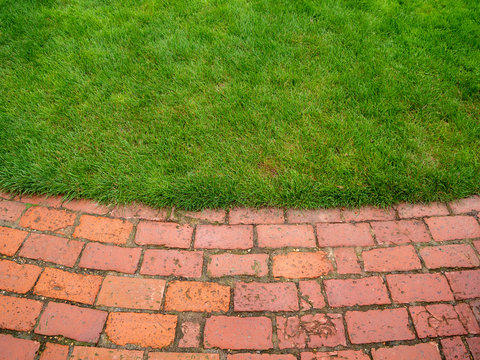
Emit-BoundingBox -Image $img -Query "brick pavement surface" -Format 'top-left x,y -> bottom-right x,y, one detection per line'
0,194 -> 480,359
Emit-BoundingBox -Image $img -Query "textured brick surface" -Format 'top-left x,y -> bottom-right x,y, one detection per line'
70,347 -> 143,360
195,225 -> 253,249
441,336 -> 470,360
446,269 -> 480,299
79,242 -> 141,273
19,233 -> 83,266
141,249 -> 203,277
230,208 -> 284,224
164,281 -> 230,312
333,248 -> 361,274
135,221 -> 193,248
420,244 -> 480,269
0,259 -> 41,294
371,342 -> 442,360
272,251 -> 333,278
17,195 -> 63,208
257,225 -> 315,248
208,253 -> 268,277
62,199 -> 110,215
39,343 -> 69,360
230,355 -> 296,360
0,294 -> 43,331
425,216 -> 480,241
342,206 -> 396,222
178,321 -> 201,348
317,223 -> 374,247
182,209 -> 226,223
449,195 -> 480,214
387,273 -> 454,303
397,202 -> 449,218
0,226 -> 27,256
286,208 -> 342,223
74,215 -> 133,244
234,282 -> 298,311
299,280 -> 325,310
0,334 -> 40,360
363,245 -> 421,272
0,200 -> 25,222
110,203 -> 167,221
301,351 -> 369,360
371,220 -> 430,244
466,337 -> 480,360
150,354 -> 219,360
324,277 -> 390,307
20,207 -> 76,233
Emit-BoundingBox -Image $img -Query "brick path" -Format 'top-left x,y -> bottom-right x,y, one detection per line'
0,192 -> 480,359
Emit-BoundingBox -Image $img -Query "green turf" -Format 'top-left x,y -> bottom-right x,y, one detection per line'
0,0 -> 479,209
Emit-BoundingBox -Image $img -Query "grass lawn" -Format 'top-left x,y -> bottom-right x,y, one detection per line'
0,0 -> 479,209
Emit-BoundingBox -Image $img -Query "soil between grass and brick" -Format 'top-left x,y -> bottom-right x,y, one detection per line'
0,194 -> 480,359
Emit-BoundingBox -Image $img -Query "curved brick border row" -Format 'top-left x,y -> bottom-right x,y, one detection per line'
0,192 -> 479,359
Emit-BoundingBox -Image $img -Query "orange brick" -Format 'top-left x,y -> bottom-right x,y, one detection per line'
272,251 -> 333,278
150,354 -> 219,360
230,208 -> 284,224
0,334 -> 40,359
73,214 -> 133,244
195,225 -> 253,249
257,225 -> 316,248
71,347 -> 143,360
0,226 -> 27,256
19,206 -> 76,233
135,221 -> 193,248
363,245 -> 421,272
0,259 -> 42,293
165,281 -> 230,312
62,199 -> 110,215
106,312 -> 177,348
39,343 -> 69,360
0,200 -> 25,222
97,275 -> 165,310
18,195 -> 63,208
34,268 -> 102,304
0,294 -> 43,331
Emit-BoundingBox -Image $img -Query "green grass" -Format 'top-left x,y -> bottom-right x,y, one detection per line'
0,0 -> 479,209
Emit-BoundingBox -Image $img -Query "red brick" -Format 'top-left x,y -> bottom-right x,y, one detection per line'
345,308 -> 415,344
234,282 -> 298,311
0,226 -> 27,256
363,245 -> 421,272
441,337 -> 470,360
286,208 -> 342,223
39,343 -> 69,360
79,242 -> 141,273
150,354 -> 219,360
472,299 -> 480,324
208,253 -> 268,277
467,337 -> 480,360
73,215 -> 133,245
272,251 -> 333,279
183,209 -> 226,223
36,302 -> 107,342
426,216 -> 480,241
371,343 -> 441,360
34,268 -> 102,304
317,223 -> 374,247
0,259 -> 41,294
397,202 -> 449,218
140,249 -> 203,277
446,269 -> 480,299
18,195 -> 63,208
195,225 -> 253,249
165,281 -> 230,312
333,248 -> 361,274
230,355 -> 296,360
19,233 -> 83,266
230,208 -> 284,224
0,294 -> 43,331
62,199 -> 110,215
299,280 -> 325,310
475,240 -> 480,253
301,351 -> 370,360
178,321 -> 201,348
324,277 -> 390,307
371,220 -> 430,244
204,316 -> 272,350
97,275 -> 165,310
0,334 -> 40,360
410,303 -> 480,338
420,244 -> 480,269
450,195 -> 480,214
277,313 -> 346,348
0,191 -> 10,199
0,199 -> 25,222
106,312 -> 177,348
257,225 -> 315,248
110,203 -> 167,221
19,207 -> 76,233
342,206 -> 396,222
71,347 -> 143,360
135,221 -> 193,248
387,273 -> 454,303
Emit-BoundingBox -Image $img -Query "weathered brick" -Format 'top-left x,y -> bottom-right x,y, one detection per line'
446,269 -> 480,299
0,200 -> 25,222
425,216 -> 480,241
178,321 -> 201,348
371,343 -> 441,360
135,221 -> 193,248
204,316 -> 272,350
299,280 -> 325,310
472,299 -> 480,324
363,245 -> 421,272
234,282 -> 298,311
345,308 -> 415,344
110,203 -> 167,221
150,354 -> 219,360
397,202 -> 449,218
441,337 -> 470,360
0,226 -> 27,256
371,220 -> 430,244
387,273 -> 454,303
18,195 -> 63,208
0,259 -> 42,294
34,268 -> 102,304
19,207 -> 76,233
195,225 -> 253,249
277,314 -> 346,348
73,215 -> 133,245
301,351 -> 369,360
466,337 -> 480,360
475,240 -> 480,254
286,208 -> 342,223
342,206 -> 396,222
35,302 -> 107,342
106,312 -> 177,348
96,276 -> 165,310
140,249 -> 203,277
324,277 -> 390,307
0,294 -> 43,331
208,253 -> 268,277
420,244 -> 480,269
230,355 -> 295,360
71,347 -> 143,360
230,208 -> 284,224
79,242 -> 141,274
333,248 -> 361,274
0,334 -> 40,360
273,251 -> 333,278
449,195 -> 480,214
317,223 -> 374,247
62,199 -> 110,215
183,209 -> 226,223
19,233 -> 83,267
39,343 -> 69,360
410,303 -> 480,338
257,225 -> 315,248
165,281 -> 230,312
